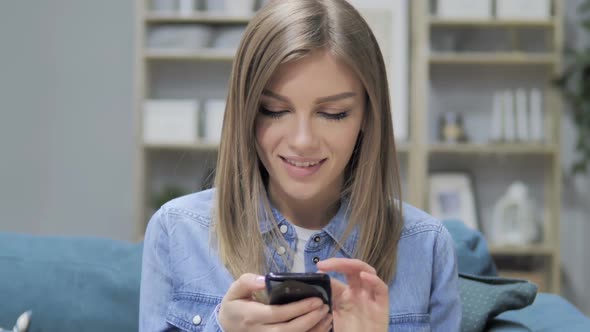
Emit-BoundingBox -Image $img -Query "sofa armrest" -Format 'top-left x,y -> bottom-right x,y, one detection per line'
486,293 -> 590,331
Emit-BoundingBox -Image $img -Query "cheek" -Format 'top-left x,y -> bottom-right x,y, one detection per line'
255,118 -> 278,157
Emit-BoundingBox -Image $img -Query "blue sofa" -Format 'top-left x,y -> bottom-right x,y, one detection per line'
1,222 -> 589,332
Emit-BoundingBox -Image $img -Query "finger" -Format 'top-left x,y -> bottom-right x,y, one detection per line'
317,258 -> 377,275
307,313 -> 333,332
225,273 -> 266,301
317,258 -> 375,289
360,271 -> 389,306
268,304 -> 329,332
329,277 -> 347,298
256,297 -> 324,324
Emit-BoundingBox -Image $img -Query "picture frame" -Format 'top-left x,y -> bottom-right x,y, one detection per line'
428,172 -> 479,230
348,0 -> 409,142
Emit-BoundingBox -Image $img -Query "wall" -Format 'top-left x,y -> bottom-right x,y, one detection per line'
0,0 -> 136,241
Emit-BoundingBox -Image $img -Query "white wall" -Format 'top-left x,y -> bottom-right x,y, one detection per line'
0,0 -> 136,241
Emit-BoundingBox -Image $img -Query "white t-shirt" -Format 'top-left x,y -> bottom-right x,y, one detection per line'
291,224 -> 318,272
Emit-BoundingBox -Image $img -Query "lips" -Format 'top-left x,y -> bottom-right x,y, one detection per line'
279,156 -> 327,178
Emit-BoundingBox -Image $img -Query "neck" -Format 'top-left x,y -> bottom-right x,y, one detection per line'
268,183 -> 341,230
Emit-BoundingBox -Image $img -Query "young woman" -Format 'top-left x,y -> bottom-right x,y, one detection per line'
139,0 -> 461,331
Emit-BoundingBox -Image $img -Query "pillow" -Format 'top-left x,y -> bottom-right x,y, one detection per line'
443,220 -> 498,276
459,273 -> 537,332
0,232 -> 143,332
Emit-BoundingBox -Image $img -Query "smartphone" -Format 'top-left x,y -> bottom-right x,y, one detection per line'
265,272 -> 332,310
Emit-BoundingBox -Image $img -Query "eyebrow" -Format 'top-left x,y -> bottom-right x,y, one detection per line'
262,90 -> 357,104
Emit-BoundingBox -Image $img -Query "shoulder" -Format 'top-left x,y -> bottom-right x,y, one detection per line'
399,202 -> 445,238
146,188 -> 216,236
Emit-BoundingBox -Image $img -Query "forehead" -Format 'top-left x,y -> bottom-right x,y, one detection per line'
265,50 -> 363,97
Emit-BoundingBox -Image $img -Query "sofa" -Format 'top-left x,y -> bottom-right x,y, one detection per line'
1,221 -> 589,332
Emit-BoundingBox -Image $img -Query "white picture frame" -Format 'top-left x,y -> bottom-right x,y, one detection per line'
349,0 -> 409,142
429,172 -> 479,230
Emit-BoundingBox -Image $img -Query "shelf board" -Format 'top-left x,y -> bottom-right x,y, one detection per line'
430,52 -> 556,65
429,17 -> 555,28
145,12 -> 252,24
144,48 -> 235,61
144,142 -> 219,151
429,143 -> 557,155
489,244 -> 555,256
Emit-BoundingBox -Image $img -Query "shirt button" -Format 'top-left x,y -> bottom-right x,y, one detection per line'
313,235 -> 321,243
313,256 -> 320,264
192,315 -> 202,325
278,246 -> 286,255
279,224 -> 288,234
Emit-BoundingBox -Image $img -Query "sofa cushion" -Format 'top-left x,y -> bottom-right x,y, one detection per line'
443,220 -> 498,276
459,273 -> 537,332
0,232 -> 142,332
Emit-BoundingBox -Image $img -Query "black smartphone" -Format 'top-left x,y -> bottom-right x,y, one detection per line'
265,272 -> 332,310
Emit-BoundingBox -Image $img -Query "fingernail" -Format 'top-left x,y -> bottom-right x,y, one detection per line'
255,276 -> 265,284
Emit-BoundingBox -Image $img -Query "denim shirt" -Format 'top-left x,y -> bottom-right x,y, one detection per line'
139,189 -> 462,331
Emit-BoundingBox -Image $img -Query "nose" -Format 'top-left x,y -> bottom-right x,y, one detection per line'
288,115 -> 318,153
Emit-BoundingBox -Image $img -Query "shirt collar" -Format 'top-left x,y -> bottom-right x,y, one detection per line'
259,197 -> 359,258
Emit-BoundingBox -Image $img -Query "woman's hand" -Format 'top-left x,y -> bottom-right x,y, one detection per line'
317,258 -> 389,332
218,273 -> 333,332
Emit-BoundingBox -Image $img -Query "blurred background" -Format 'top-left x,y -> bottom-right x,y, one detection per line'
0,0 -> 588,317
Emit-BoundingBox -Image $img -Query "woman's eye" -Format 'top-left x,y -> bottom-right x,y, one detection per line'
259,106 -> 289,118
321,111 -> 349,121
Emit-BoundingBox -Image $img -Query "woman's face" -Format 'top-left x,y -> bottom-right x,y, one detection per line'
255,50 -> 365,203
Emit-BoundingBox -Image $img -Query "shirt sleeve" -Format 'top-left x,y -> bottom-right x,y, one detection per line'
139,207 -> 174,331
430,225 -> 462,331
139,207 -> 226,332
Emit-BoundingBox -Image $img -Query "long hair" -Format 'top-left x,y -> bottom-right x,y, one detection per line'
213,0 -> 404,283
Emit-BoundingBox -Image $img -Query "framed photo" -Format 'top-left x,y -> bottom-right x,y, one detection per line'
349,0 -> 409,142
428,172 -> 479,230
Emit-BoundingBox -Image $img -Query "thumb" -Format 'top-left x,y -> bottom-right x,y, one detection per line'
225,273 -> 266,301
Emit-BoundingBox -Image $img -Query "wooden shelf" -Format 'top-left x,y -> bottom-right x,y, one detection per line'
489,244 -> 555,256
429,52 -> 556,65
429,17 -> 555,28
144,142 -> 219,151
145,12 -> 252,24
144,48 -> 235,61
428,143 -> 557,155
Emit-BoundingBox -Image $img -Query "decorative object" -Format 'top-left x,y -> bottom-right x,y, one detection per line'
351,0 -> 409,142
0,311 -> 31,332
502,90 -> 516,142
491,92 -> 504,142
151,185 -> 187,209
496,0 -> 551,20
225,0 -> 257,15
211,26 -> 246,49
436,0 -> 492,19
143,99 -> 199,144
147,25 -> 212,50
489,181 -> 539,246
151,0 -> 177,13
529,88 -> 544,142
554,0 -> 590,174
429,172 -> 479,230
203,99 -> 226,143
515,89 -> 529,141
438,111 -> 468,143
178,0 -> 194,16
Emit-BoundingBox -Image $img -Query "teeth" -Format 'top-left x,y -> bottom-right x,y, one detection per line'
286,159 -> 320,167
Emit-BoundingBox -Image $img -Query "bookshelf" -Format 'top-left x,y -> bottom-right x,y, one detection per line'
411,0 -> 563,293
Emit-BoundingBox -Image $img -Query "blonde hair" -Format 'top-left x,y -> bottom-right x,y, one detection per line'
213,0 -> 404,283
